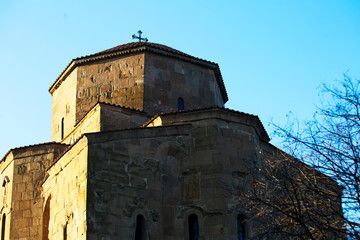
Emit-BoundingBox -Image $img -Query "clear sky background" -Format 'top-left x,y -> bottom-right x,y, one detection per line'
0,0 -> 359,158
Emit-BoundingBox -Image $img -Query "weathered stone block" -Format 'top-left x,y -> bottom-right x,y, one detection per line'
19,200 -> 30,210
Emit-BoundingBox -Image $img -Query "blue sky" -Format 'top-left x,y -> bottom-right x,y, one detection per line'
0,0 -> 360,157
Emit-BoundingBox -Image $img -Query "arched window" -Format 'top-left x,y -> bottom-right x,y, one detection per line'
178,97 -> 184,111
188,214 -> 199,240
237,215 -> 246,240
135,215 -> 146,240
1,214 -> 6,240
43,196 -> 51,240
61,118 -> 65,140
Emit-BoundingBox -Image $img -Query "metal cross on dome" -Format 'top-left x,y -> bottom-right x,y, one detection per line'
132,30 -> 148,42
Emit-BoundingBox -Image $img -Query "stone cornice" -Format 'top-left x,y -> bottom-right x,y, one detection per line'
49,43 -> 228,103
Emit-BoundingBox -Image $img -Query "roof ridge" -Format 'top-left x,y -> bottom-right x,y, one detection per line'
97,101 -> 146,113
96,42 -> 193,58
142,106 -> 269,141
143,106 -> 259,125
49,42 -> 201,94
46,123 -> 192,173
73,101 -> 147,129
1,142 -> 69,163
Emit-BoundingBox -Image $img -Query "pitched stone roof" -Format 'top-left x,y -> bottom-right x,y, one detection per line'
49,42 -> 228,103
96,42 -> 194,59
1,142 -> 69,163
73,101 -> 147,128
142,106 -> 270,142
96,101 -> 146,114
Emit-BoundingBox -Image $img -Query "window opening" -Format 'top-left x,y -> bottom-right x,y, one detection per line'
188,214 -> 199,240
2,176 -> 10,187
237,215 -> 246,240
1,214 -> 6,240
61,118 -> 65,140
43,196 -> 51,240
135,215 -> 146,240
178,97 -> 184,111
63,223 -> 67,240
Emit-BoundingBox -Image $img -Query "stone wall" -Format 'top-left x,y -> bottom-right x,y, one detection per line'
52,70 -> 78,143
61,103 -> 102,145
76,54 -> 145,123
0,143 -> 67,240
0,155 -> 14,240
84,109 -> 259,239
61,103 -> 148,145
143,52 -> 225,116
42,138 -> 88,240
100,103 -> 148,132
85,125 -> 192,239
51,51 -> 226,143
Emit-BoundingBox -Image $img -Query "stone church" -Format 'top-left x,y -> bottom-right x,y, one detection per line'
0,40 -> 342,239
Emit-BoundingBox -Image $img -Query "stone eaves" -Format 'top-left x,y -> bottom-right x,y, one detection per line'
46,123 -> 192,173
97,101 -> 147,115
48,42 -> 228,103
73,101 -> 148,129
143,106 -> 270,142
47,105 -> 270,173
0,142 -> 69,163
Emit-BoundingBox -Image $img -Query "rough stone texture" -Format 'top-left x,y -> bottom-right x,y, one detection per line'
82,109 -> 261,240
52,69 -> 78,143
76,54 -> 146,123
42,138 -> 88,240
61,103 -> 101,145
51,50 -> 226,144
99,103 -> 148,132
0,143 -> 67,240
51,53 -> 146,143
86,125 -> 191,240
0,155 -> 14,240
61,102 -> 148,145
143,52 -> 225,116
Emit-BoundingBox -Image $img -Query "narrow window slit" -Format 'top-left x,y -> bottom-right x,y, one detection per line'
135,215 -> 146,240
1,214 -> 6,240
237,214 -> 246,240
188,214 -> 199,240
178,97 -> 184,111
61,118 -> 65,140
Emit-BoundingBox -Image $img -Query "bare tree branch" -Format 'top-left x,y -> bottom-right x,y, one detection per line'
235,75 -> 360,239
